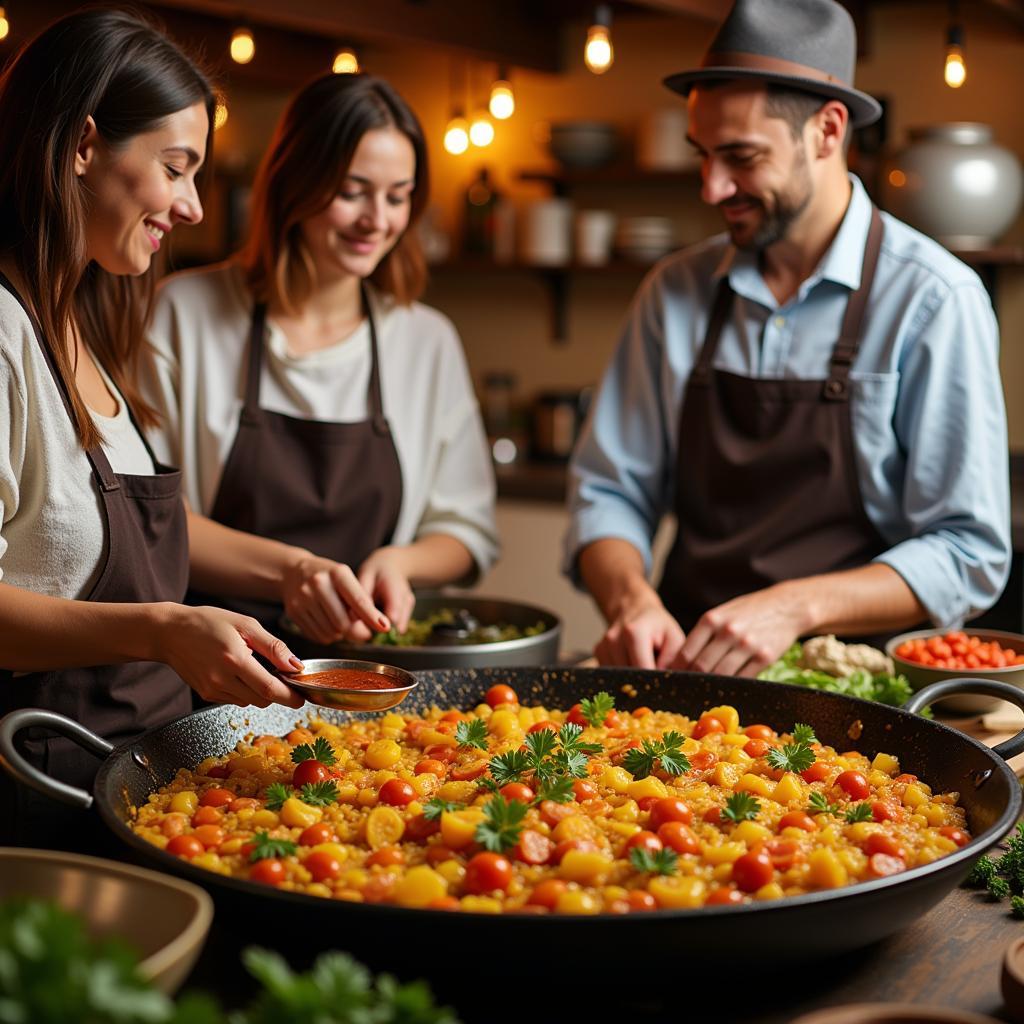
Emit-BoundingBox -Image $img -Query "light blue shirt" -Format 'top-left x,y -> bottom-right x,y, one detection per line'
565,175 -> 1011,628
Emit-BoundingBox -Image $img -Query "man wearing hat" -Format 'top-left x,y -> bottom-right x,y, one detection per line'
565,0 -> 1010,674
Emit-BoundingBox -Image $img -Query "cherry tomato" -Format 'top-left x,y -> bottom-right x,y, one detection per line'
572,779 -> 599,802
192,824 -> 224,849
527,879 -> 568,909
464,852 -> 513,894
688,750 -> 718,772
632,706 -> 652,718
528,720 -> 559,734
434,720 -> 458,735
229,797 -> 260,813
939,826 -> 970,847
865,832 -> 906,859
405,813 -> 441,843
485,684 -> 518,708
705,886 -> 744,906
166,835 -> 204,859
731,846 -> 774,892
603,710 -> 626,732
299,822 -> 335,846
415,759 -> 447,777
743,724 -> 776,740
192,805 -> 222,827
800,762 -> 831,783
539,800 -> 579,828
428,896 -> 461,911
423,744 -> 458,763
552,838 -> 598,864
440,710 -> 464,723
206,764 -> 230,779
627,890 -> 657,911
425,844 -> 457,866
366,846 -> 405,867
500,782 -> 535,803
778,811 -> 818,833
657,821 -> 700,855
648,797 -> 693,830
250,858 -> 286,885
836,770 -> 870,800
199,787 -> 234,807
703,806 -> 724,825
625,830 -> 663,855
512,829 -> 554,865
869,852 -> 907,877
292,760 -> 331,788
692,714 -> 725,740
449,760 -> 489,782
160,814 -> 186,838
305,850 -> 343,882
566,703 -> 588,727
764,838 -> 801,871
287,727 -> 314,745
744,739 -> 770,758
378,779 -> 416,806
636,796 -> 661,812
894,773 -> 918,785
871,800 -> 902,823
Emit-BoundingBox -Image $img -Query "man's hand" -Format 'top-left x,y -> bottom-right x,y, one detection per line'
674,583 -> 809,677
594,585 -> 686,669
348,547 -> 417,644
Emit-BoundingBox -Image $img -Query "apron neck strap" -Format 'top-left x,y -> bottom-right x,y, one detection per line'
692,277 -> 734,384
0,270 -> 120,492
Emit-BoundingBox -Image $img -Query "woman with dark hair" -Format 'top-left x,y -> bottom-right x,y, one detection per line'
0,8 -> 304,848
146,73 -> 498,644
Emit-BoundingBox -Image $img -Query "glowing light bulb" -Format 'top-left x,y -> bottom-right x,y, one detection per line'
214,101 -> 229,131
585,7 -> 614,75
944,47 -> 966,88
489,80 -> 514,120
469,114 -> 494,148
230,27 -> 255,65
0,8 -> 9,41
444,116 -> 469,156
333,49 -> 359,74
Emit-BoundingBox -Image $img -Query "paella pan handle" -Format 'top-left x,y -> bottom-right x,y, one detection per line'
903,678 -> 1024,760
0,708 -> 113,809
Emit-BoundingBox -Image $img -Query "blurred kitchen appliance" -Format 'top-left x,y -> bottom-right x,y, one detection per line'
531,388 -> 592,462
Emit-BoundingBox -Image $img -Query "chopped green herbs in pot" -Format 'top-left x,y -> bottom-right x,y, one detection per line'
808,792 -> 840,816
455,718 -> 489,750
722,792 -> 761,823
535,775 -> 575,804
475,795 -> 529,853
291,736 -> 336,766
488,749 -> 531,785
248,832 -> 298,862
623,732 -> 690,780
423,798 -> 462,821
629,847 -> 679,875
580,691 -> 615,727
264,782 -> 290,811
298,780 -> 339,806
844,802 -> 874,823
767,741 -> 815,774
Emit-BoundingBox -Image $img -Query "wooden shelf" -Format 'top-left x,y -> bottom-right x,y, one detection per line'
429,258 -> 653,275
518,165 -> 700,190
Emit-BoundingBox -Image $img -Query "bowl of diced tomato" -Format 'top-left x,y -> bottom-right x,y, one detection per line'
885,628 -> 1024,714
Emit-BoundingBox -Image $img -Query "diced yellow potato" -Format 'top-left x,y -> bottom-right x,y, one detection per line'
488,708 -> 520,738
356,788 -> 378,808
517,707 -> 535,730
725,748 -> 754,765
555,890 -> 600,914
559,850 -> 613,885
380,713 -> 405,731
836,847 -> 868,877
440,808 -> 483,849
735,773 -> 774,798
731,821 -> 772,846
460,895 -> 503,914
435,859 -> 465,885
627,777 -> 668,801
903,784 -> 928,808
365,806 -> 406,849
682,737 -> 702,755
193,852 -> 225,874
218,837 -> 243,855
601,766 -> 632,793
648,875 -> 706,909
711,763 -> 742,789
410,774 -> 439,800
229,754 -> 265,775
251,809 -> 279,829
438,781 -> 478,803
702,841 -> 746,865
922,803 -> 946,827
705,705 -> 740,735
311,842 -> 349,862
817,824 -> 840,847
807,848 -> 848,888
552,815 -> 595,842
772,773 -> 804,804
418,728 -> 457,749
845,822 -> 882,843
608,822 -> 643,839
371,770 -> 398,786
280,797 -> 322,829
392,866 -> 448,908
169,791 -> 198,815
334,783 -> 358,804
754,882 -> 784,901
343,868 -> 368,888
612,799 -> 640,823
364,739 -> 402,770
406,800 -> 423,816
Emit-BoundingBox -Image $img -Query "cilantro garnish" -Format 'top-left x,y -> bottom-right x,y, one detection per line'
807,792 -> 840,816
264,782 -> 290,811
766,741 -> 816,774
488,749 -> 531,785
557,723 -> 604,757
475,795 -> 529,853
629,846 -> 679,875
580,691 -> 615,728
455,718 -> 489,751
299,781 -> 339,807
844,802 -> 874,824
722,791 -> 761,824
423,797 -> 462,821
291,736 -> 336,766
535,775 -> 575,804
623,731 -> 690,780
248,831 -> 298,862
792,723 -> 817,746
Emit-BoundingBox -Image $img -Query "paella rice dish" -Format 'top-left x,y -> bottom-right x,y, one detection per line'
129,685 -> 971,914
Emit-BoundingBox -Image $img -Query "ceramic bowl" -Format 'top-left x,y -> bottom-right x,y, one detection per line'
0,847 -> 213,994
548,121 -> 617,169
885,628 -> 1024,714
277,658 -> 418,712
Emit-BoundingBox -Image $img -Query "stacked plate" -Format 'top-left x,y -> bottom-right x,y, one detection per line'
616,216 -> 675,263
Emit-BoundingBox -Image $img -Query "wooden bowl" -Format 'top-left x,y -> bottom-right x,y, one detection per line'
1001,935 -> 1024,1023
0,847 -> 213,993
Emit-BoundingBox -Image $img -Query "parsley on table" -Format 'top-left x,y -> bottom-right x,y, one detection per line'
291,736 -> 336,766
808,792 -> 840,816
475,795 -> 529,853
629,846 -> 679,875
966,854 -> 997,888
248,831 -> 298,862
488,749 -> 531,785
580,691 -> 615,727
766,741 -> 816,774
423,797 -> 462,821
264,782 -> 290,811
299,781 -> 339,807
722,791 -> 761,824
1012,896 -> 1024,920
844,802 -> 874,824
623,731 -> 690,780
962,824 -> 1024,907
455,718 -> 489,751
535,775 -> 575,804
792,723 -> 817,746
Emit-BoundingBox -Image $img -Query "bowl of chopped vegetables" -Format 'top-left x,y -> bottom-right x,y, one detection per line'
282,593 -> 561,669
885,629 -> 1024,714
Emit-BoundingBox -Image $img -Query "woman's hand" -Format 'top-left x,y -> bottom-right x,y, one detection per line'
281,553 -> 390,645
153,604 -> 306,708
349,547 -> 416,644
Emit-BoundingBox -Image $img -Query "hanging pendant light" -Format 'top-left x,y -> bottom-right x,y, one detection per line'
489,67 -> 515,120
584,5 -> 614,75
230,26 -> 255,65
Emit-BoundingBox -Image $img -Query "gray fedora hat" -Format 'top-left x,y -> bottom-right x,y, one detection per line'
664,0 -> 881,128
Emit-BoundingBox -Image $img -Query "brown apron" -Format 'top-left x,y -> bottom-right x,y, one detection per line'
658,206 -> 889,634
0,272 -> 192,851
188,287 -> 403,631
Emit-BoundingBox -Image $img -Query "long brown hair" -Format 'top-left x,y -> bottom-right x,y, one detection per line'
239,73 -> 429,313
0,8 -> 214,449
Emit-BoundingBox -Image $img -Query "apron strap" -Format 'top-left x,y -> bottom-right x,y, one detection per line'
0,271 -> 120,493
824,205 -> 884,402
362,284 -> 389,435
691,277 -> 734,386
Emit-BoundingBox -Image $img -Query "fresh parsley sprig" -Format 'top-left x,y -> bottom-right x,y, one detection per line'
264,782 -> 290,811
844,802 -> 874,824
488,749 -> 532,785
629,846 -> 679,875
423,797 -> 462,821
722,791 -> 761,824
622,731 -> 690,780
248,831 -> 298,862
535,775 -> 575,804
580,691 -> 615,727
455,718 -> 489,751
291,736 -> 336,766
299,781 -> 339,807
475,795 -> 529,853
766,741 -> 816,774
557,723 -> 604,757
807,791 -> 840,816
792,723 -> 817,746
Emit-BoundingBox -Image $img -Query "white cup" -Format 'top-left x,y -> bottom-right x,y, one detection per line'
575,209 -> 617,266
637,107 -> 695,171
521,198 -> 573,266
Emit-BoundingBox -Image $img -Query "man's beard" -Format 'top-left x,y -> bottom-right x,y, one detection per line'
723,149 -> 813,250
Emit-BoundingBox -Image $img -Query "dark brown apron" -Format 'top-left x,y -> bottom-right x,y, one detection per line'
658,206 -> 889,634
0,272 -> 192,851
188,287 -> 403,631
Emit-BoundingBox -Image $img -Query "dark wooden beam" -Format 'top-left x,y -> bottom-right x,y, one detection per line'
618,0 -> 724,20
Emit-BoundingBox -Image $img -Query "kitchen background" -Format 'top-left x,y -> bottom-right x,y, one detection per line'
3,0 -> 1022,653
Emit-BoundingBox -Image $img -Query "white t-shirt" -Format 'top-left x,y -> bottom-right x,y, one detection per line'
0,288 -> 156,599
143,263 -> 499,577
